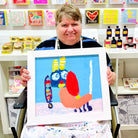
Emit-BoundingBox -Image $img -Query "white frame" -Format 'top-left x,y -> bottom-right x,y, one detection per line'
27,48 -> 111,126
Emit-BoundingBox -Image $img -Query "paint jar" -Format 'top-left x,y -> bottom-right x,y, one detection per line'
115,26 -> 120,37
123,26 -> 128,37
106,26 -> 112,38
104,37 -> 111,48
117,37 -> 122,48
111,37 -> 116,48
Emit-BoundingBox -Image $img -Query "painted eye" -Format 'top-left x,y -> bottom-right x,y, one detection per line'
61,70 -> 68,80
52,73 -> 60,81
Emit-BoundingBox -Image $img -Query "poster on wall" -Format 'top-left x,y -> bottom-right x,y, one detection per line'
71,0 -> 87,5
103,9 -> 118,24
0,0 -> 7,5
9,10 -> 26,26
121,9 -> 138,24
110,0 -> 124,4
28,10 -> 44,26
91,0 -> 107,4
13,0 -> 30,5
127,0 -> 138,4
33,0 -> 49,4
46,10 -> 56,26
51,0 -> 68,4
27,48 -> 111,126
85,9 -> 101,25
0,11 -> 7,26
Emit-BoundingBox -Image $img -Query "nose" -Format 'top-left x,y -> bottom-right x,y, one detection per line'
67,25 -> 74,32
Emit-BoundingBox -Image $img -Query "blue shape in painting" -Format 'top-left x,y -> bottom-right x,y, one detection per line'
35,55 -> 102,103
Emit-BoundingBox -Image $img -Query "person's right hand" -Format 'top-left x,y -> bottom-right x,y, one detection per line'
20,67 -> 31,87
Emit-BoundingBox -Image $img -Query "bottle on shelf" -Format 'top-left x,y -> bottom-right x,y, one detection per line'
111,37 -> 116,48
117,37 -> 122,48
104,37 -> 111,48
122,25 -> 128,37
115,26 -> 120,37
106,26 -> 112,38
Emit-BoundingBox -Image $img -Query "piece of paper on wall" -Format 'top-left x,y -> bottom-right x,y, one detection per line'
0,11 -> 7,26
71,0 -> 87,5
13,0 -> 30,5
28,10 -> 44,26
9,10 -> 26,26
127,0 -> 138,4
91,0 -> 107,4
33,0 -> 49,4
0,0 -> 7,5
121,9 -> 138,24
110,0 -> 124,4
85,9 -> 101,25
103,9 -> 118,24
51,0 -> 68,4
46,10 -> 56,26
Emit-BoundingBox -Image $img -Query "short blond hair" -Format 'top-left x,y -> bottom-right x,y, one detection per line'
55,4 -> 82,26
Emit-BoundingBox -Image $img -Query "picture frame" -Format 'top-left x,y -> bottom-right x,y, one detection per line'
85,9 -> 101,25
13,0 -> 29,5
9,10 -> 26,26
27,48 -> 111,126
0,10 -> 7,26
103,9 -> 118,24
33,0 -> 49,5
121,9 -> 138,24
28,10 -> 44,26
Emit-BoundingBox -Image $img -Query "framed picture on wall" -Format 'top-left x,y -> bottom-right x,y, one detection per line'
110,0 -> 124,4
28,10 -> 44,26
85,9 -> 101,25
127,0 -> 138,4
0,11 -> 7,26
13,0 -> 29,5
121,9 -> 138,24
27,48 -> 111,126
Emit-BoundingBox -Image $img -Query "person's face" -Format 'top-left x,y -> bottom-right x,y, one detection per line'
56,16 -> 82,45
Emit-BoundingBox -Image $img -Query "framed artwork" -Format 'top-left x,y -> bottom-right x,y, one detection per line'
103,9 -> 118,24
110,0 -> 124,4
71,0 -> 87,5
0,0 -> 7,5
33,0 -> 49,4
28,10 -> 44,26
46,10 -> 56,26
85,9 -> 101,25
27,48 -> 111,126
121,9 -> 138,24
9,10 -> 26,26
51,0 -> 68,4
91,0 -> 107,4
127,0 -> 138,4
13,0 -> 29,5
0,11 -> 7,26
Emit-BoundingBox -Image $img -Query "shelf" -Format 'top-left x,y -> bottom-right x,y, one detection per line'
0,53 -> 27,61
120,125 -> 138,130
117,86 -> 138,95
4,92 -> 20,98
106,48 -> 138,59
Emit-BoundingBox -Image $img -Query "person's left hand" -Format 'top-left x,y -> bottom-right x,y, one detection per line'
107,67 -> 116,86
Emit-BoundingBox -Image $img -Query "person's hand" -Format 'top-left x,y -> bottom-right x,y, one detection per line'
107,67 -> 116,86
20,67 -> 31,87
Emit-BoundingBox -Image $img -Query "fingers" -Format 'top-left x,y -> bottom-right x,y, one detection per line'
20,68 -> 31,87
107,67 -> 113,85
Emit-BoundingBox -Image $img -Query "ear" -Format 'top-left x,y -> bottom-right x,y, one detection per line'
66,71 -> 79,96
